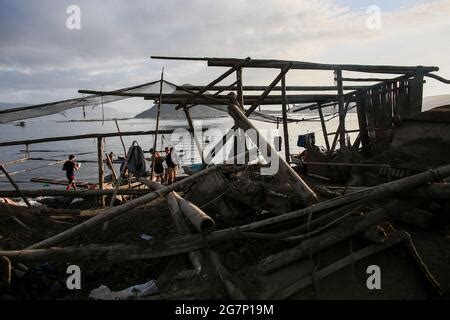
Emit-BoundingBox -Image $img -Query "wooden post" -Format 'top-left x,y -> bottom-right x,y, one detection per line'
317,103 -> 330,152
114,119 -> 126,157
281,75 -> 291,161
0,164 -> 31,207
335,69 -> 346,148
183,106 -> 205,165
151,68 -> 164,179
236,68 -> 244,108
97,138 -> 105,206
408,68 -> 424,116
356,90 -> 370,156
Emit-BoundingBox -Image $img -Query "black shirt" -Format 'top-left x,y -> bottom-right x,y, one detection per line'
63,161 -> 76,176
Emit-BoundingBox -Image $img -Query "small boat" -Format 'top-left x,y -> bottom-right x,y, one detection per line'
182,163 -> 205,175
14,121 -> 26,127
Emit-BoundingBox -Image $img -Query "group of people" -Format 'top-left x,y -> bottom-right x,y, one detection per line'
149,146 -> 179,184
62,146 -> 180,190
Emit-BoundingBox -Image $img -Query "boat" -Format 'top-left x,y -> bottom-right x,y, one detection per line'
182,163 -> 205,175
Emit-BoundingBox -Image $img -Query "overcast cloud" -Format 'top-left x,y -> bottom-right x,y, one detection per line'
0,0 -> 449,112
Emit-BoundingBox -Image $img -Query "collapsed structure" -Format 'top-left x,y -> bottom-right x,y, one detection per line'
0,56 -> 450,299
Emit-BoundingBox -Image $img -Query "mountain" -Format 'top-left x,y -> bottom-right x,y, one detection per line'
135,86 -> 228,119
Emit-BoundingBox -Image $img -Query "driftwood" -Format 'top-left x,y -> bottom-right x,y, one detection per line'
26,166 -> 219,250
258,199 -> 421,273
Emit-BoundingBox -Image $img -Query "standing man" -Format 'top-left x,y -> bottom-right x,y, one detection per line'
63,155 -> 80,190
164,147 -> 178,184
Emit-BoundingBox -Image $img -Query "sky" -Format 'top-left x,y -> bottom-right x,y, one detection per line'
0,0 -> 449,113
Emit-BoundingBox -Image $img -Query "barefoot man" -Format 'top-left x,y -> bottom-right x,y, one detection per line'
63,154 -> 81,190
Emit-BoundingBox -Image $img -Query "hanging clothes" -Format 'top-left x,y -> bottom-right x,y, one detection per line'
127,144 -> 147,176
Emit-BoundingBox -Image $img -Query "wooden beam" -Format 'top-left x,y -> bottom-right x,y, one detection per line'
335,70 -> 346,148
0,129 -> 179,147
151,56 -> 439,74
183,107 -> 205,165
175,57 -> 251,110
317,104 -> 331,152
281,75 -> 291,161
0,189 -> 151,197
180,85 -> 369,91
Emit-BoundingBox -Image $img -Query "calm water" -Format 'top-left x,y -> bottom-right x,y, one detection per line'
0,114 -> 358,190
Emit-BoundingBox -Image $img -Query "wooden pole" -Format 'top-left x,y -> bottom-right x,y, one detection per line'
97,138 -> 105,206
335,69 -> 346,148
281,75 -> 291,161
183,106 -> 205,165
236,68 -> 244,108
114,119 -> 127,157
317,103 -> 330,152
0,164 -> 31,207
151,68 -> 164,179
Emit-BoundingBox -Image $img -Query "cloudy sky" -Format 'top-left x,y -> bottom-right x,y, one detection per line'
1,0 -> 449,113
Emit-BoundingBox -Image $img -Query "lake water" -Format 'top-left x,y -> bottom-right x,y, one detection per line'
0,114 -> 359,190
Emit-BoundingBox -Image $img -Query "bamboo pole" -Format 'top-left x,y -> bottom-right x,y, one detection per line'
317,104 -> 330,152
0,164 -> 31,207
114,119 -> 127,157
97,138 -> 105,206
335,69 -> 346,148
0,129 -> 180,147
0,189 -> 151,197
151,69 -> 164,179
281,75 -> 291,161
183,106 -> 205,165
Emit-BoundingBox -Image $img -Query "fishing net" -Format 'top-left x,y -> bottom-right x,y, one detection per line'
0,80 -> 176,123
